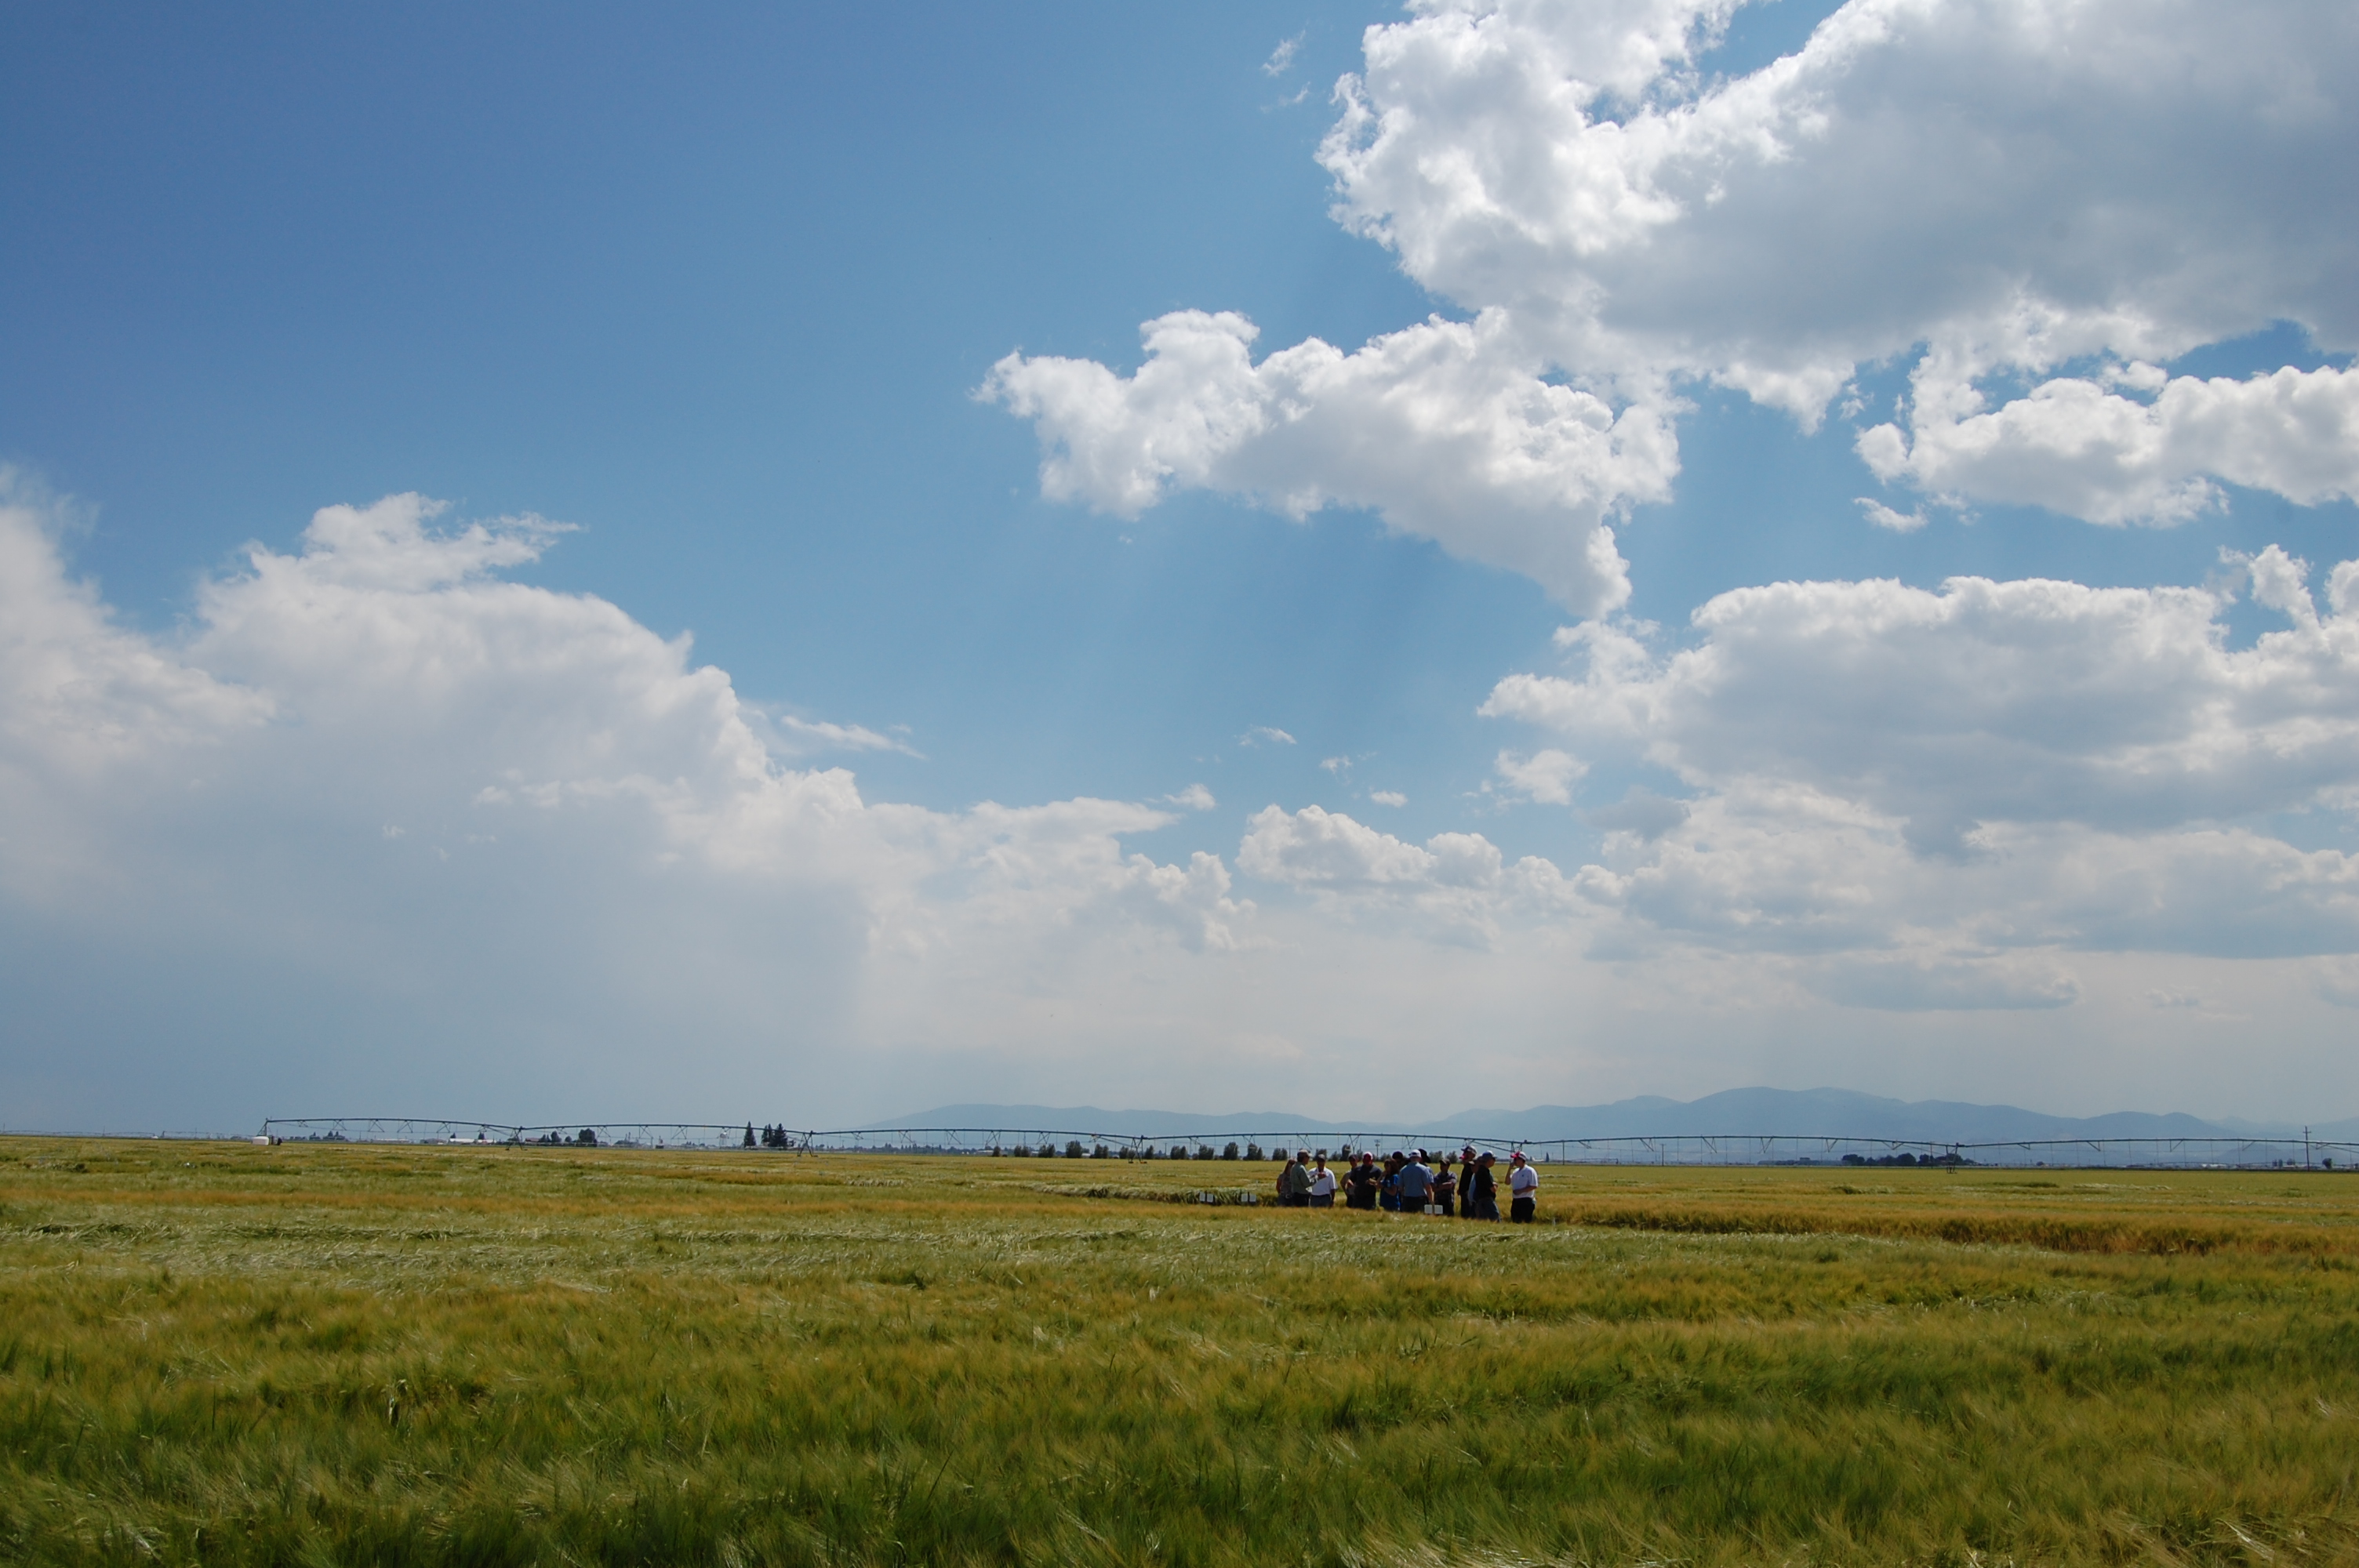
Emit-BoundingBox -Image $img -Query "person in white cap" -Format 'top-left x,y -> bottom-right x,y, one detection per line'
1507,1150 -> 1539,1222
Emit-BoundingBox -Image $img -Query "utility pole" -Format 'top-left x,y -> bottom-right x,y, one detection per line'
2306,1127 -> 2313,1171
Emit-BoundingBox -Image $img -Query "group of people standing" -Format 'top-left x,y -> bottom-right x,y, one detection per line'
1274,1147 -> 1539,1222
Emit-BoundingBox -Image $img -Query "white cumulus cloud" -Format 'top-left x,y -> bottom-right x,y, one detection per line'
1481,549 -> 2359,971
982,310 -> 1672,612
1494,746 -> 1587,804
1236,803 -> 1579,943
1860,360 -> 2359,526
0,487 -> 1263,1124
990,0 -> 2359,594
1488,549 -> 2359,851
1322,0 -> 2357,397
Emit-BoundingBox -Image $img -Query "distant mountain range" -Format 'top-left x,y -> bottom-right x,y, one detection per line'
882,1087 -> 2359,1145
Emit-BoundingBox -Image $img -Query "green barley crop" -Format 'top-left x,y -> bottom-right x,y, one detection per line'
2,1138 -> 2356,1565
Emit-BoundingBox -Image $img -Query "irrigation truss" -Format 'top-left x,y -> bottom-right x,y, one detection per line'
256,1118 -> 2357,1170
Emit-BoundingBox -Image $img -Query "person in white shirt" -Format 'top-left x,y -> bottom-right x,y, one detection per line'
1307,1156 -> 1336,1207
1507,1150 -> 1539,1222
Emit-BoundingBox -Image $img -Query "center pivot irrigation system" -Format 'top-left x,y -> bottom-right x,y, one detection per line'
256,1119 -> 2357,1170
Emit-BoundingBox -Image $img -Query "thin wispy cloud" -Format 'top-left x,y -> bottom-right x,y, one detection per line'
755,710 -> 923,758
1856,498 -> 1927,534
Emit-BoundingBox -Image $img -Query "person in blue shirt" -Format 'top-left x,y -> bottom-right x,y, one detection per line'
1396,1150 -> 1432,1213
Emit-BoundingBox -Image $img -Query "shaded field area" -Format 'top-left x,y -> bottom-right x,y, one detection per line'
3,1141 -> 2357,1566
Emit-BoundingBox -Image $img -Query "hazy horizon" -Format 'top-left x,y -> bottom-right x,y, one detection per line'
23,1083 -> 2355,1149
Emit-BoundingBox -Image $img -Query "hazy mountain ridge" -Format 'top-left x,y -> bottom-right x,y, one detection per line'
884,1089 -> 2359,1145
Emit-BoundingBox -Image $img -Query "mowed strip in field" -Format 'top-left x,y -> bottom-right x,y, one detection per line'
2,1141 -> 2356,1566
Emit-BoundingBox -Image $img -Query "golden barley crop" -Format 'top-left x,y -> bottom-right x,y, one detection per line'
3,1138 -> 2356,1566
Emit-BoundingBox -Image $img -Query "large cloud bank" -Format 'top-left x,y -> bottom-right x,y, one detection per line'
989,0 -> 2357,597
0,487 -> 1257,1127
6,483 -> 2358,1127
1481,548 -> 2359,997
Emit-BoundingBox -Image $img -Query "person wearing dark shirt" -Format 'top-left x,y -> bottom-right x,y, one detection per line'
1467,1151 -> 1499,1220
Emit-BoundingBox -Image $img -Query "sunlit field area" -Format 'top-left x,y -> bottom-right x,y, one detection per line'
4,1138 -> 2357,1566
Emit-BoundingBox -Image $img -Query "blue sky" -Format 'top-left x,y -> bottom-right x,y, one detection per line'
5,0 -> 2357,1132
6,2 -> 1448,797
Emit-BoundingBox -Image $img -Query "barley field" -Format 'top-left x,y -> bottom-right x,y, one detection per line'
2,1138 -> 2356,1566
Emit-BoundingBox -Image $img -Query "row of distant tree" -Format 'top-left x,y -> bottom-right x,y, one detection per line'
732,1131 -> 1321,1160
722,1127 -> 1377,1160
